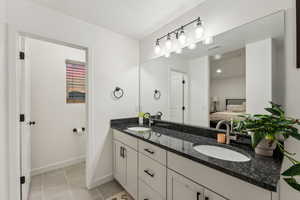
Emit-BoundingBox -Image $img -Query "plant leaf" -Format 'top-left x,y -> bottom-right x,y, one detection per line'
251,132 -> 265,148
282,164 -> 300,176
290,129 -> 300,140
265,107 -> 282,116
283,178 -> 300,192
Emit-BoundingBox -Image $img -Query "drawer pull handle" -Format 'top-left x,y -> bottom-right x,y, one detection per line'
205,197 -> 209,200
197,192 -> 201,200
144,169 -> 155,178
144,148 -> 155,154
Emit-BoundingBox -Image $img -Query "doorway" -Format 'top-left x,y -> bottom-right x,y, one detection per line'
169,70 -> 188,124
19,36 -> 88,200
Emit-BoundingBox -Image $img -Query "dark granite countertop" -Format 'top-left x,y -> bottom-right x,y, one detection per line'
111,118 -> 282,192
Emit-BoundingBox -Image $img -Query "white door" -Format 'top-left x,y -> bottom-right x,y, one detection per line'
169,71 -> 188,124
19,37 -> 32,200
167,170 -> 204,200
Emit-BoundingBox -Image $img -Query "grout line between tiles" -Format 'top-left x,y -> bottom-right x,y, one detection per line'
63,167 -> 75,200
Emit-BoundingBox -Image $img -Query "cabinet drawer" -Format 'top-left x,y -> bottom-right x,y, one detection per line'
139,180 -> 164,200
139,140 -> 166,165
139,153 -> 167,198
113,129 -> 138,150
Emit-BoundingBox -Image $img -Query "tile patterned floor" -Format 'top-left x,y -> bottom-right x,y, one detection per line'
29,162 -> 127,200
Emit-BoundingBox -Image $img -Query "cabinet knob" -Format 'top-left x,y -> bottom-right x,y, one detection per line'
205,197 -> 209,200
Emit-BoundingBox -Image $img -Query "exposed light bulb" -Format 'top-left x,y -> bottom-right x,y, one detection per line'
178,28 -> 186,45
195,19 -> 205,39
165,34 -> 172,50
154,40 -> 161,55
165,52 -> 170,58
188,43 -> 196,50
176,48 -> 182,54
203,36 -> 214,45
165,39 -> 172,50
216,69 -> 222,73
154,45 -> 161,55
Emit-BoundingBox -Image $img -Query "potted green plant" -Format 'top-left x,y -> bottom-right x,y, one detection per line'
234,102 -> 300,191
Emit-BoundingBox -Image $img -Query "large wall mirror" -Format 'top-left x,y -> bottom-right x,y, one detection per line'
140,11 -> 285,128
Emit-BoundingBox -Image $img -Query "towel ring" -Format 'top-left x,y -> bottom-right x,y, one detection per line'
113,87 -> 124,99
154,89 -> 161,100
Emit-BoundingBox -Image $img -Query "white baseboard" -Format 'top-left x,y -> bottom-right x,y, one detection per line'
88,173 -> 114,189
31,156 -> 86,176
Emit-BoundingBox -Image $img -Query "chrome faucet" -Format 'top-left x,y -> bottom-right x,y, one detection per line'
216,120 -> 231,144
143,112 -> 154,127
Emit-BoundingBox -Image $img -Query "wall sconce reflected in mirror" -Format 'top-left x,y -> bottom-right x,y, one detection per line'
154,89 -> 161,100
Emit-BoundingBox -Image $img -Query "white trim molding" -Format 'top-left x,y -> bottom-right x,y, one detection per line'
31,156 -> 86,176
88,174 -> 114,190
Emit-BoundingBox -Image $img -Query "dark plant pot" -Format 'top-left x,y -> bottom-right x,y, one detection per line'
254,139 -> 277,157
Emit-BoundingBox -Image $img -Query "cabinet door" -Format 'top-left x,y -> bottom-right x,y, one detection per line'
124,146 -> 138,200
113,140 -> 126,186
167,170 -> 204,200
204,189 -> 227,200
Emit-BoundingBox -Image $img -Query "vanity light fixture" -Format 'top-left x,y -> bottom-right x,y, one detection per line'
153,17 -> 211,57
165,33 -> 172,50
175,32 -> 183,54
178,27 -> 187,45
154,39 -> 161,55
195,17 -> 205,39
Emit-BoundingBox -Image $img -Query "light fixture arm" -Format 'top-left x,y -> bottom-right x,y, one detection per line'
156,17 -> 202,42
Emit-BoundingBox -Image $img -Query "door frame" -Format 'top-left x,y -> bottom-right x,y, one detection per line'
7,26 -> 95,200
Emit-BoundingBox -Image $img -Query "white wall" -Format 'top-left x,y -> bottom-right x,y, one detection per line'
5,0 -> 139,198
210,50 -> 246,111
140,0 -> 300,199
210,76 -> 246,111
246,38 -> 272,114
140,56 -> 188,121
28,38 -> 86,174
188,56 -> 210,127
0,0 -> 8,198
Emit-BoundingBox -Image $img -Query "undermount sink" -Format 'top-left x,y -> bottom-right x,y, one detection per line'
193,145 -> 251,162
127,127 -> 151,132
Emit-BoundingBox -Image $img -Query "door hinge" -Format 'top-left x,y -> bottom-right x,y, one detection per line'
20,176 -> 25,185
20,114 -> 25,122
19,51 -> 25,60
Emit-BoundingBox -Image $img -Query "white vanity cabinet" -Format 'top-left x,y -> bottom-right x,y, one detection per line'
113,130 -> 138,199
167,170 -> 226,200
112,129 -> 277,200
167,170 -> 205,200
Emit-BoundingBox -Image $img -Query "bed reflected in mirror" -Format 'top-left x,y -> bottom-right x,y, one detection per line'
209,49 -> 246,129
